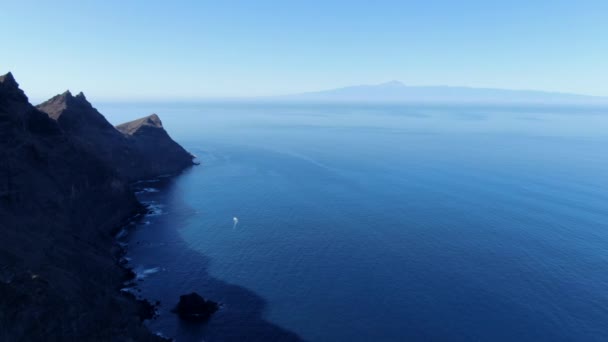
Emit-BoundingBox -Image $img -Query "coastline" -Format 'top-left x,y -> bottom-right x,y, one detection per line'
113,171 -> 198,340
117,152 -> 306,341
0,72 -> 195,341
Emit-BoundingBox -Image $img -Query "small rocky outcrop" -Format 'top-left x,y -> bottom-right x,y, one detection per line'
172,292 -> 219,321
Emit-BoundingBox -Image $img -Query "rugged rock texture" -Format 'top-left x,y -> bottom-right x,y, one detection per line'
37,94 -> 194,181
117,114 -> 195,180
172,292 -> 219,321
0,72 -> 171,341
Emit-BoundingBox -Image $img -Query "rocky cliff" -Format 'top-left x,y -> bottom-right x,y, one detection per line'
116,113 -> 195,179
37,92 -> 194,181
0,72 -> 192,341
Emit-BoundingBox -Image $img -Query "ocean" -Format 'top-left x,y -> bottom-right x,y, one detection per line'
100,102 -> 608,341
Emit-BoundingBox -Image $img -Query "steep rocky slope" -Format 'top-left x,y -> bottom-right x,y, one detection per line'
37,93 -> 194,181
0,72 -> 184,341
116,113 -> 195,179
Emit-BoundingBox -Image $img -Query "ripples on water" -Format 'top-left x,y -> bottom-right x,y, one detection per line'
101,102 -> 608,341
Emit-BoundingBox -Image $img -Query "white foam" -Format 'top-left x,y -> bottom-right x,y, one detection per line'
133,179 -> 160,185
115,228 -> 127,239
142,267 -> 160,275
142,202 -> 165,216
135,187 -> 160,194
134,266 -> 161,280
120,287 -> 137,295
155,332 -> 168,339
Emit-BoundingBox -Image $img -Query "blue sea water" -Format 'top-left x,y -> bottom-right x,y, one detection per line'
100,102 -> 608,341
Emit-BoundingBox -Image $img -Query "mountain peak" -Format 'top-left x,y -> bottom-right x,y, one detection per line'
0,72 -> 29,105
42,90 -> 93,110
378,80 -> 405,87
0,72 -> 18,87
37,91 -> 114,132
127,113 -> 163,129
143,113 -> 163,128
116,114 -> 165,136
283,80 -> 605,103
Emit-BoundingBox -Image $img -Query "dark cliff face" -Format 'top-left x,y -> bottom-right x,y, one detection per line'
36,90 -> 116,132
116,114 -> 195,179
0,73 -> 164,341
37,93 -> 194,181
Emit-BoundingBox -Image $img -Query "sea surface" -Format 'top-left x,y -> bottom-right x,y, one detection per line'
100,102 -> 608,341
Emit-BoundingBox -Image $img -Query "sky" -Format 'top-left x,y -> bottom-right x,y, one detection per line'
2,0 -> 608,101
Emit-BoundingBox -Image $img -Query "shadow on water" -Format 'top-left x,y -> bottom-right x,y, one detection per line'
126,171 -> 304,342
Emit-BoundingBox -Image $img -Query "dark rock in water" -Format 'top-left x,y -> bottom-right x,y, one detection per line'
37,93 -> 194,181
172,292 -> 219,321
137,296 -> 158,321
124,267 -> 137,282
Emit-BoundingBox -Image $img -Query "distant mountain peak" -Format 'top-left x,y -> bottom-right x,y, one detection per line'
281,80 -> 605,104
378,80 -> 405,87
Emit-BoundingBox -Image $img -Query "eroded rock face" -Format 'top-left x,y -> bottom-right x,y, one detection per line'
36,90 -> 116,132
172,292 -> 219,321
0,72 -> 166,341
116,114 -> 195,179
37,94 -> 194,181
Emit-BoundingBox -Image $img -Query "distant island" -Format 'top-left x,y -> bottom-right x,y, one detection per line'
0,72 -> 193,341
275,80 -> 608,104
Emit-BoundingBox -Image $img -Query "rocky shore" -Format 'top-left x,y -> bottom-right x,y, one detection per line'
0,72 -> 193,341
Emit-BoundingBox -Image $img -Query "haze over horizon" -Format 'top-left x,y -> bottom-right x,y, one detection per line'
2,1 -> 607,101
274,80 -> 608,103
4,2 -> 608,341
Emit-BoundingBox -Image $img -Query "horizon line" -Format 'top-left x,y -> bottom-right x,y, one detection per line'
5,71 -> 605,103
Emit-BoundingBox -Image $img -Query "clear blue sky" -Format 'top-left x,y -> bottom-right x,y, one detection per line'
2,1 -> 607,101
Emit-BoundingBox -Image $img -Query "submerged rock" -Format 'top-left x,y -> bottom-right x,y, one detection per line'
172,292 -> 219,321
